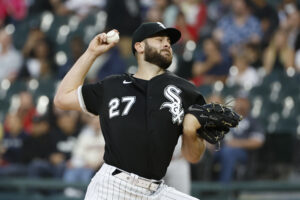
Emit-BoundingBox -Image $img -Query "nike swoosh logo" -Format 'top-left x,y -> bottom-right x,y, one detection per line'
123,80 -> 132,84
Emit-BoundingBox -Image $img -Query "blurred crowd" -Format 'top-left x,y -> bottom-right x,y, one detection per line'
0,0 -> 300,197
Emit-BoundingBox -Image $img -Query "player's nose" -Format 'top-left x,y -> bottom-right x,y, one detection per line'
163,41 -> 171,49
162,37 -> 171,48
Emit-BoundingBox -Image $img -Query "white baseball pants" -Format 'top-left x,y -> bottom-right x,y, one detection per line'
84,163 -> 199,200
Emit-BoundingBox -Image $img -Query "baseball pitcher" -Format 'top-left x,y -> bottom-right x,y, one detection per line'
54,22 -> 241,200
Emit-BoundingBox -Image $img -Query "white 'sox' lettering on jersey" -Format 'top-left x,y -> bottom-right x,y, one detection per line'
160,85 -> 184,125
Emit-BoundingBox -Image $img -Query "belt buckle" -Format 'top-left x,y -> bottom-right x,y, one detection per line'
148,182 -> 158,191
114,170 -> 160,191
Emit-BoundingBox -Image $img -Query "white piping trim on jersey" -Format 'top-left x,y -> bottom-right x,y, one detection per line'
77,85 -> 97,116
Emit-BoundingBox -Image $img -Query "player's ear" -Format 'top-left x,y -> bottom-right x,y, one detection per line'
135,42 -> 144,54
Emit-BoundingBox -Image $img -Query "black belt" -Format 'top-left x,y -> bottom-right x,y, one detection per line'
112,169 -> 162,191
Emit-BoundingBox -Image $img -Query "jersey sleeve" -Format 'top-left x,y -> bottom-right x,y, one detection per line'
77,82 -> 104,116
183,82 -> 206,109
193,91 -> 206,105
190,85 -> 206,105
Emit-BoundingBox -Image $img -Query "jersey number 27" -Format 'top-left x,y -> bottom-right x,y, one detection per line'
109,96 -> 136,118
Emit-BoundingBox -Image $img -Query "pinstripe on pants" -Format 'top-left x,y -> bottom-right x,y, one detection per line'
84,163 -> 199,200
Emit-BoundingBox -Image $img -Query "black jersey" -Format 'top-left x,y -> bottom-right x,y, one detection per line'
78,72 -> 206,180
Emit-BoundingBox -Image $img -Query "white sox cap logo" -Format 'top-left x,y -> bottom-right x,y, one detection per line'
156,22 -> 166,29
160,85 -> 184,125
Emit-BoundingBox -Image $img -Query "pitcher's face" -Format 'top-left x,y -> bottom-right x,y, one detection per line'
143,36 -> 173,69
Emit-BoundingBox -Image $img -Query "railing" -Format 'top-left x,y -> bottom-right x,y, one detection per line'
191,181 -> 300,200
1,178 -> 300,200
0,178 -> 86,200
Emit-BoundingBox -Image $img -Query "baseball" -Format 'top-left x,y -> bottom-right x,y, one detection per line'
106,30 -> 120,43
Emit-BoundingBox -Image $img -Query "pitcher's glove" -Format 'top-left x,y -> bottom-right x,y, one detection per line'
187,103 -> 242,144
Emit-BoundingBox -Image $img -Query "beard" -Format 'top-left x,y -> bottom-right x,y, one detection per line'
144,41 -> 172,69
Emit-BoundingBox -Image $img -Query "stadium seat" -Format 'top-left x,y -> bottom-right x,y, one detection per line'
32,78 -> 58,101
13,13 -> 42,49
0,99 -> 9,121
6,80 -> 27,100
249,84 -> 269,99
197,84 -> 213,97
46,15 -> 70,43
276,116 -> 298,134
221,84 -> 242,98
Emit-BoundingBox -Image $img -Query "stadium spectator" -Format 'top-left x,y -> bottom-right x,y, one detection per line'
278,3 -> 300,71
85,46 -> 128,82
227,47 -> 260,90
204,0 -> 232,37
16,91 -> 37,134
206,0 -> 232,25
63,116 -> 105,197
213,0 -> 262,56
243,42 -> 262,69
58,36 -> 86,79
49,0 -> 106,18
278,1 -> 298,29
27,0 -> 53,16
175,11 -> 198,42
171,10 -> 197,57
0,28 -> 23,82
22,114 -> 57,178
143,0 -> 174,23
164,136 -> 191,194
105,0 -> 142,37
0,112 -> 27,176
62,38 -> 126,82
279,3 -> 300,49
22,28 -> 46,58
160,0 -> 179,27
179,0 -> 207,42
19,27 -> 56,80
191,37 -> 231,86
19,38 -> 56,79
0,0 -> 27,26
145,4 -> 163,23
250,0 -> 279,49
213,96 -> 265,182
263,29 -> 295,74
63,116 -> 104,182
51,110 -> 80,177
105,0 -> 142,59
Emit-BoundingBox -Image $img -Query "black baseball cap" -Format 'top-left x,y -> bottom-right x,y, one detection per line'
131,22 -> 181,55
